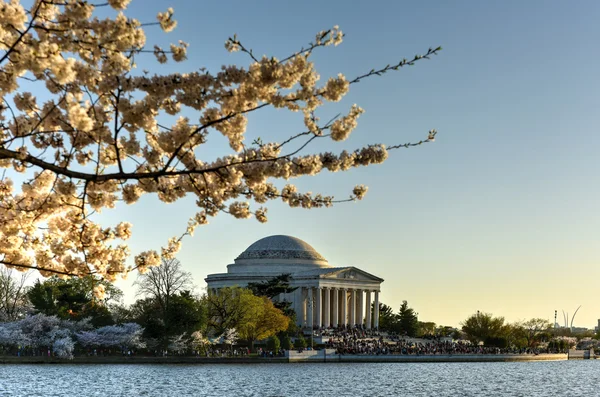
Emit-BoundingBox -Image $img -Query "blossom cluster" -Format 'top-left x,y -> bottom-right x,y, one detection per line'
0,0 -> 437,280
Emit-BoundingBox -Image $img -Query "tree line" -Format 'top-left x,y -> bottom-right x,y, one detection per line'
375,301 -> 589,350
1,262 -> 592,358
0,260 -> 293,358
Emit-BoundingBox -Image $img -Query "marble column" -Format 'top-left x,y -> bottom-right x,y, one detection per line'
294,287 -> 304,326
332,288 -> 339,328
357,289 -> 364,327
323,287 -> 330,328
365,290 -> 372,329
374,290 -> 380,329
341,289 -> 348,327
315,287 -> 322,329
306,288 -> 313,328
349,289 -> 356,327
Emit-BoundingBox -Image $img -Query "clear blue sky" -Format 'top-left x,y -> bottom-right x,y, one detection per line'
102,0 -> 600,328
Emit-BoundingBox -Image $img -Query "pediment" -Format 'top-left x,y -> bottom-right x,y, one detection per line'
324,267 -> 383,282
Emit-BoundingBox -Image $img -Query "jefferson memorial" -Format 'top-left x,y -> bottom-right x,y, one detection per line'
205,235 -> 383,329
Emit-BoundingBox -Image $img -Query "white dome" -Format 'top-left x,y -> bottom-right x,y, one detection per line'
236,235 -> 326,262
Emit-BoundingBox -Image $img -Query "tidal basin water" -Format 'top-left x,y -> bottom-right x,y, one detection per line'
1,361 -> 599,396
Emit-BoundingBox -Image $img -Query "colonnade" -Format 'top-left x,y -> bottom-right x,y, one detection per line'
294,286 -> 380,329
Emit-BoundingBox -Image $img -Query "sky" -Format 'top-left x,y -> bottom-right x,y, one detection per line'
26,0 -> 600,328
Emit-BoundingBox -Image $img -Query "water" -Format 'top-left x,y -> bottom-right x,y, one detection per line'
0,361 -> 598,396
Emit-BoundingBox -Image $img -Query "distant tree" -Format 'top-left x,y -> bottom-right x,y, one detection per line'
376,303 -> 398,333
502,323 -> 526,349
134,258 -> 198,347
0,267 -> 31,321
247,274 -> 297,316
520,318 -> 551,348
267,335 -> 281,352
435,325 -> 456,338
204,287 -> 288,350
418,321 -> 436,337
280,333 -> 292,350
203,287 -> 256,336
220,328 -> 239,352
237,296 -> 289,350
135,258 -> 193,313
0,313 -> 92,358
294,335 -> 307,350
166,290 -> 207,336
190,331 -> 212,355
107,302 -> 135,324
397,301 -> 419,337
27,276 -> 120,326
76,323 -> 146,351
129,291 -> 205,348
451,329 -> 462,340
461,312 -> 506,345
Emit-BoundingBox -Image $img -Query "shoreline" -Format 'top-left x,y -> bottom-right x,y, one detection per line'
0,353 -> 568,365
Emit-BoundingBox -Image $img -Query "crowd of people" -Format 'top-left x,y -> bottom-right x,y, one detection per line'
316,326 -> 546,356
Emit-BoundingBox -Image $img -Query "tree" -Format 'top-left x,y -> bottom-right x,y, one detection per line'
435,325 -> 456,338
76,323 -> 146,351
0,1 -> 440,280
27,275 -> 121,326
130,290 -> 206,347
204,287 -> 288,350
520,318 -> 551,348
280,333 -> 292,350
204,287 -> 256,336
461,312 -> 506,345
248,274 -> 297,317
135,258 -> 193,311
133,258 -> 199,346
294,335 -> 307,350
398,301 -> 419,337
376,303 -> 398,333
418,321 -> 436,337
0,266 -> 31,321
165,291 -> 207,337
237,296 -> 289,349
0,313 -> 92,358
267,335 -> 281,353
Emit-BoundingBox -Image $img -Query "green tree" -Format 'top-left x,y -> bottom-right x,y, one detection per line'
435,325 -> 456,338
398,301 -> 419,337
204,287 -> 256,336
376,303 -> 399,333
520,318 -> 551,348
204,287 -> 288,350
294,335 -> 307,350
166,291 -> 207,336
461,312 -> 506,345
418,321 -> 436,337
280,333 -> 292,350
134,258 -> 199,347
247,274 -> 297,317
27,276 -> 120,326
238,296 -> 289,346
267,335 -> 281,352
130,291 -> 206,347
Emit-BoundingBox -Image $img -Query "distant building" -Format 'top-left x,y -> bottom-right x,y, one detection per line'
570,327 -> 591,334
205,235 -> 384,329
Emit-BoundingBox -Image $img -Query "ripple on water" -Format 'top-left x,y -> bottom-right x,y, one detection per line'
0,361 -> 598,397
